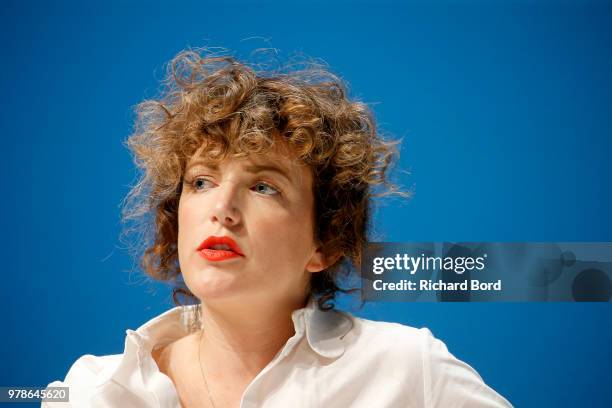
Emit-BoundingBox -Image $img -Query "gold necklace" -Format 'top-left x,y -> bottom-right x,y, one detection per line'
198,330 -> 217,408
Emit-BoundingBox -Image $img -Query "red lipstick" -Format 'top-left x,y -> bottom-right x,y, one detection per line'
197,236 -> 244,262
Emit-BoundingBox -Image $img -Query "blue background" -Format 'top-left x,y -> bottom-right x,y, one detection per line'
2,1 -> 611,407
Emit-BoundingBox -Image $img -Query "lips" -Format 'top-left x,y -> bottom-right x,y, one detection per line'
197,236 -> 244,262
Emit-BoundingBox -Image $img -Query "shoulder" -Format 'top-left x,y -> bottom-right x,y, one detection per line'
351,317 -> 461,362
348,314 -> 431,355
53,353 -> 123,386
344,315 -> 513,407
42,306 -> 193,407
42,354 -> 123,407
341,315 -> 431,381
347,314 -> 475,363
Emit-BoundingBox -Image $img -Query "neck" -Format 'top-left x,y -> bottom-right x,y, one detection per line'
198,296 -> 308,377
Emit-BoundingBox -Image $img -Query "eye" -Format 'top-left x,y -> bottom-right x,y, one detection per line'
252,182 -> 280,196
190,177 -> 215,191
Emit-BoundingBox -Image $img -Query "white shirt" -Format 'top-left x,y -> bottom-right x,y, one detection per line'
44,299 -> 513,407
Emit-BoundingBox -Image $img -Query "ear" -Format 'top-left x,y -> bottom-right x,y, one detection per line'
306,246 -> 342,273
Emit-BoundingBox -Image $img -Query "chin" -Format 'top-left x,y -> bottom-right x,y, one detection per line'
186,272 -> 244,300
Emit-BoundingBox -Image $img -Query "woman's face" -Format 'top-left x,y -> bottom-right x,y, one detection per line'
177,142 -> 326,308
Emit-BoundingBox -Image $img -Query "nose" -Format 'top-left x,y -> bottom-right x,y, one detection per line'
210,182 -> 242,228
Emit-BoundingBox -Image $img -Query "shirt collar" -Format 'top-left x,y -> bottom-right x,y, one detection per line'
291,297 -> 354,359
109,306 -> 197,391
109,297 -> 353,386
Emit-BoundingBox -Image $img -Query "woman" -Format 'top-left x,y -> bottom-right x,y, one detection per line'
44,48 -> 513,407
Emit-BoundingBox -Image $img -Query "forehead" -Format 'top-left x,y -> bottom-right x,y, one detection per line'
186,139 -> 311,185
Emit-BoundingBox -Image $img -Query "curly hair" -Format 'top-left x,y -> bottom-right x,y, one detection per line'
121,48 -> 406,311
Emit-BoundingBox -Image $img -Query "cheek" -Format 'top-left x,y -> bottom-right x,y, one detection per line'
251,203 -> 315,259
177,197 -> 200,256
178,195 -> 203,228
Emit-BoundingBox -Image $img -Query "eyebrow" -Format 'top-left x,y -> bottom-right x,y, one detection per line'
185,160 -> 293,183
